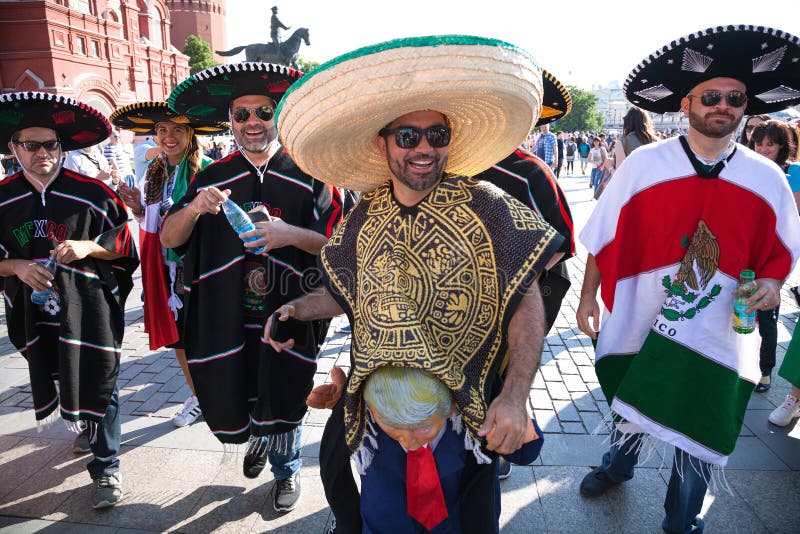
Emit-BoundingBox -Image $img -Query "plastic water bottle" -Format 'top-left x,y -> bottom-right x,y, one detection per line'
221,197 -> 266,254
732,269 -> 757,334
30,254 -> 58,306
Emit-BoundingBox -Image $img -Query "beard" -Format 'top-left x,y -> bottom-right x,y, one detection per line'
388,152 -> 447,193
233,124 -> 277,154
687,107 -> 740,139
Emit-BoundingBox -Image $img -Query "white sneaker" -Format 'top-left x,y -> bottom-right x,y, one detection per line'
173,396 -> 201,427
768,395 -> 800,426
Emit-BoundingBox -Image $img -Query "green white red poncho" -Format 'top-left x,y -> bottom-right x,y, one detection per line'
580,136 -> 800,466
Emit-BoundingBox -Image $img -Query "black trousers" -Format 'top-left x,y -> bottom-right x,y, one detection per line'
757,305 -> 779,375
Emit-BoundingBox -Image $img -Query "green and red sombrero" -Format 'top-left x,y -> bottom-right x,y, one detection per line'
109,101 -> 228,135
0,92 -> 111,155
537,69 -> 572,126
624,25 -> 800,114
276,35 -> 543,192
167,62 -> 303,123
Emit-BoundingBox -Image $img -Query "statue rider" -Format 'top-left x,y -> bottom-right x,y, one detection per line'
270,6 -> 290,58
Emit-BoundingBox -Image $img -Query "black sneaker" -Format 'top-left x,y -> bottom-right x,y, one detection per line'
243,436 -> 268,479
498,457 -> 512,480
72,428 -> 91,454
579,467 -> 619,497
755,375 -> 771,393
274,473 -> 301,512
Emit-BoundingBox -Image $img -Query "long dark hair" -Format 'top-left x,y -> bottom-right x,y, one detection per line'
739,114 -> 772,145
749,120 -> 796,173
622,107 -> 657,146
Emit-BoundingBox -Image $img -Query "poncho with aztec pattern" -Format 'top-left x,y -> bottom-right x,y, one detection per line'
580,136 -> 800,466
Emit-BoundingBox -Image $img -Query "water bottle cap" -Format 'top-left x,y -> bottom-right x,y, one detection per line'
740,269 -> 755,280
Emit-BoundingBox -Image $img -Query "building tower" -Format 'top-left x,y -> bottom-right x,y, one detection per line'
166,0 -> 227,62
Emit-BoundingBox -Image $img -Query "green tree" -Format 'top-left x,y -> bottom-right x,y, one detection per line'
553,85 -> 604,133
183,35 -> 219,75
296,57 -> 320,73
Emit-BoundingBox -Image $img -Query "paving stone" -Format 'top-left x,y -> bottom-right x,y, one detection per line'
721,470 -> 800,533
577,365 -> 598,382
136,392 -> 174,414
579,411 -> 608,435
533,466 -> 619,532
151,365 -> 180,385
0,392 -> 30,407
562,422 -> 586,434
588,384 -> 606,402
529,389 -> 553,410
539,365 -> 561,382
571,392 -> 597,412
557,359 -> 578,375
144,356 -> 172,374
553,400 -> 581,422
563,374 -> 588,392
159,373 -> 188,394
127,383 -> 161,403
532,373 -> 546,390
167,384 -> 192,403
545,381 -> 571,401
533,409 -> 561,433
571,351 -> 594,367
125,371 -> 158,388
119,400 -> 143,416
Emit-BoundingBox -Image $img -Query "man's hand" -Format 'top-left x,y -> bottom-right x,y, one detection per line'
478,392 -> 529,454
189,186 -> 229,217
307,366 -> 346,409
54,241 -> 94,264
240,218 -> 293,251
11,259 -> 54,291
576,293 -> 601,339
745,278 -> 783,314
117,182 -> 144,215
265,305 -> 297,351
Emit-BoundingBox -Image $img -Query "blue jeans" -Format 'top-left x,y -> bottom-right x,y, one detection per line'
591,168 -> 604,188
87,388 -> 121,479
269,424 -> 302,480
599,430 -> 708,534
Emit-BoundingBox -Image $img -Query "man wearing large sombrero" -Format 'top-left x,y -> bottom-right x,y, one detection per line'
0,92 -> 139,509
267,35 -> 564,532
160,62 -> 343,513
576,25 -> 800,532
110,102 -> 227,428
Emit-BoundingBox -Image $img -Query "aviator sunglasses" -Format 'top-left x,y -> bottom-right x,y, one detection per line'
13,140 -> 61,152
231,105 -> 275,123
688,90 -> 747,108
379,125 -> 452,149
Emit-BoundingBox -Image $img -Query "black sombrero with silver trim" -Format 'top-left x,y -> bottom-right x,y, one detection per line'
167,62 -> 303,123
109,102 -> 228,135
624,25 -> 800,114
537,69 -> 572,126
0,92 -> 111,155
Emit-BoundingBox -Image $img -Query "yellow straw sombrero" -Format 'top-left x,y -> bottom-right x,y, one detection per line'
276,35 -> 543,192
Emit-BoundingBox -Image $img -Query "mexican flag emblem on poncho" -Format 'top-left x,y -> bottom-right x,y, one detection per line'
580,136 -> 800,468
600,220 -> 756,467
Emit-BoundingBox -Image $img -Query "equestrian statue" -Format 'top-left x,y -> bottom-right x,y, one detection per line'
217,7 -> 309,69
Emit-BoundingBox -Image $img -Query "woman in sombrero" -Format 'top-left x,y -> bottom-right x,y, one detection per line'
110,102 -> 226,428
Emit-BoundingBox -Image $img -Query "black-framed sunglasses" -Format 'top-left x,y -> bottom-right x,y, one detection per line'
378,125 -> 452,149
688,90 -> 747,108
13,140 -> 61,152
231,105 -> 275,123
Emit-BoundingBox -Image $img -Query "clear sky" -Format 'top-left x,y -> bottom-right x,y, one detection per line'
224,0 -> 799,90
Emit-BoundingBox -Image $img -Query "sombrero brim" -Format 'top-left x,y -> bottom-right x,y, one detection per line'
0,92 -> 110,155
537,69 -> 572,126
624,25 -> 800,114
110,102 -> 228,135
276,35 -> 542,192
168,62 -> 303,123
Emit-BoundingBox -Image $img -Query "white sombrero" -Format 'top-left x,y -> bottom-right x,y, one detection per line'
276,35 -> 543,192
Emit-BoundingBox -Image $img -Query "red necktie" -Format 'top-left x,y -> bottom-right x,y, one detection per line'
406,444 -> 448,531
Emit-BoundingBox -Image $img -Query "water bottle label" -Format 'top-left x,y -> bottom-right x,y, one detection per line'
732,301 -> 756,329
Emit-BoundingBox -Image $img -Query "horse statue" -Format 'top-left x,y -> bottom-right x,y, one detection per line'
216,28 -> 310,69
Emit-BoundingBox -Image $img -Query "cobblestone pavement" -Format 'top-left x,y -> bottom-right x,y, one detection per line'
1,170 -> 799,533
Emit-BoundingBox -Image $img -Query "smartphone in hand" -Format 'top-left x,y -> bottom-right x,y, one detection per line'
269,311 -> 306,343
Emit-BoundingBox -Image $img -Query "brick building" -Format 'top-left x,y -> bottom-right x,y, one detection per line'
0,0 -> 194,116
165,0 -> 226,63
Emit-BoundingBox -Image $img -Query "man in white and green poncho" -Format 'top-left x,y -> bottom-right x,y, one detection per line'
576,25 -> 800,534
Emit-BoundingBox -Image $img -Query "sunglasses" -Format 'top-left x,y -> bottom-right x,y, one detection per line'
688,90 -> 747,108
379,125 -> 452,149
13,140 -> 61,152
231,105 -> 275,123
